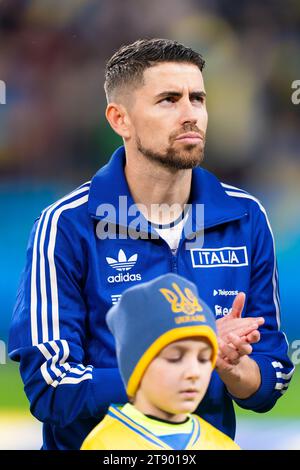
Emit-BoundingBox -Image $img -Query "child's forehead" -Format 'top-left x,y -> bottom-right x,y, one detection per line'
161,337 -> 212,352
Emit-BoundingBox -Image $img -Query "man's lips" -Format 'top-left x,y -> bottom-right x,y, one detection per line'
175,132 -> 204,143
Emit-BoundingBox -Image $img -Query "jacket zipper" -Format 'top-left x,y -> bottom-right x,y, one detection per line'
171,251 -> 178,273
169,237 -> 185,274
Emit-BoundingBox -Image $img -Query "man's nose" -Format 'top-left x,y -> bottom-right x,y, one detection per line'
178,100 -> 199,126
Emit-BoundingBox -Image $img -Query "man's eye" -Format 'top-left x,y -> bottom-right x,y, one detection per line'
160,97 -> 176,103
193,96 -> 204,103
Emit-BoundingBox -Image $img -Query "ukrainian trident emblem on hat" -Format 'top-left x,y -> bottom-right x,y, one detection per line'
159,282 -> 203,316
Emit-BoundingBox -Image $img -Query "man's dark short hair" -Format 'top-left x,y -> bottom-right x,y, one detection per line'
104,38 -> 205,102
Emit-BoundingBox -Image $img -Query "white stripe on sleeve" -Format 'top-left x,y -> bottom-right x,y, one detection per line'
31,185 -> 89,345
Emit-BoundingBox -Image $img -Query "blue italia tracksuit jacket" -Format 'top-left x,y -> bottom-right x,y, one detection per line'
9,146 -> 294,449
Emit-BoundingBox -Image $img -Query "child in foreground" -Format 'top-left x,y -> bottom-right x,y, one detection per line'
81,273 -> 240,450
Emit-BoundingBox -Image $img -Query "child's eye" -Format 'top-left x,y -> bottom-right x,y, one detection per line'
166,357 -> 181,363
198,357 -> 210,364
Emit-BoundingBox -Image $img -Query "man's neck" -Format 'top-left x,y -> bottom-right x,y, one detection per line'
124,148 -> 192,225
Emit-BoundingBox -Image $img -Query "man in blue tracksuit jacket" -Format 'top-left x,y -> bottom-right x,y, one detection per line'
9,39 -> 294,449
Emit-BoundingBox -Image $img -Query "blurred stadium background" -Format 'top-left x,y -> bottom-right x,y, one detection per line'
0,0 -> 299,449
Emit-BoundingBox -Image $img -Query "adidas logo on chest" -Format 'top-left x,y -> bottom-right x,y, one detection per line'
106,249 -> 142,284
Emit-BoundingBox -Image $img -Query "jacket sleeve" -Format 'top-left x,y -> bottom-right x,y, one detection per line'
232,200 -> 294,412
8,208 -> 127,428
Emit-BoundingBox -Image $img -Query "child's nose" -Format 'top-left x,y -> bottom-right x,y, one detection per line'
184,360 -> 201,380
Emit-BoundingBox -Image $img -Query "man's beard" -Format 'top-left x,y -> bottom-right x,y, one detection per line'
136,136 -> 205,171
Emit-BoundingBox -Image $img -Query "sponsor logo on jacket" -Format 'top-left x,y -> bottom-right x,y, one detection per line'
106,249 -> 142,283
111,294 -> 122,305
213,289 -> 239,297
215,305 -> 232,317
190,247 -> 248,268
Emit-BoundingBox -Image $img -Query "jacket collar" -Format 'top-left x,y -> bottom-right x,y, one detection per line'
88,146 -> 247,232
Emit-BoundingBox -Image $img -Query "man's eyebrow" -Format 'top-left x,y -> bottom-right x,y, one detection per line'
155,90 -> 206,100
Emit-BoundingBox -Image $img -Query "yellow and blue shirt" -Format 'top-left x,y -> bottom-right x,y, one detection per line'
81,404 -> 240,450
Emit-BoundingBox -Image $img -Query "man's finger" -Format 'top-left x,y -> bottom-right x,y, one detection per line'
227,333 -> 253,356
215,355 -> 234,373
218,341 -> 240,365
223,323 -> 260,341
245,330 -> 261,344
217,317 -> 265,339
230,292 -> 246,319
229,318 -> 264,340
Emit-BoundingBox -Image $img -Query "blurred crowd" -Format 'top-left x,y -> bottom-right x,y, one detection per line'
0,0 -> 299,186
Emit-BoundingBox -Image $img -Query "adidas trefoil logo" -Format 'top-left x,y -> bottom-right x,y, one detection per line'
106,249 -> 141,284
106,249 -> 138,272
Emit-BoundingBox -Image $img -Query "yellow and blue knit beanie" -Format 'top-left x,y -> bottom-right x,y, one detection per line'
106,273 -> 218,397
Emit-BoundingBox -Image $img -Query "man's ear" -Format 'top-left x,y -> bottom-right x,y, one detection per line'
105,102 -> 131,139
